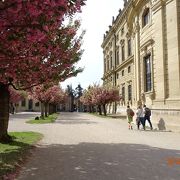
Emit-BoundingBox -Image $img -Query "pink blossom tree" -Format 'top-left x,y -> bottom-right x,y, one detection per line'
49,86 -> 68,114
30,85 -> 67,118
80,85 -> 121,116
30,85 -> 52,119
80,86 -> 95,113
0,0 -> 86,142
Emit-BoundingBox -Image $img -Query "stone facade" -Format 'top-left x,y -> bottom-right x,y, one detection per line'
102,0 -> 180,125
14,98 -> 40,112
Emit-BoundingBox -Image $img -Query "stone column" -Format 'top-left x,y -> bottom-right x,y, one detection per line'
133,17 -> 141,105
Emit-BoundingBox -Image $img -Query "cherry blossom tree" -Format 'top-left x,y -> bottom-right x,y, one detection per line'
30,85 -> 52,118
80,85 -> 121,116
80,86 -> 95,113
49,86 -> 68,114
30,84 -> 67,118
0,0 -> 86,142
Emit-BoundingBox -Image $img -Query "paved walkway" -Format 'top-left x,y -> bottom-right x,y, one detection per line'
8,112 -> 180,180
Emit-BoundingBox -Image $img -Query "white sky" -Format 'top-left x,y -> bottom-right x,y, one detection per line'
61,0 -> 124,90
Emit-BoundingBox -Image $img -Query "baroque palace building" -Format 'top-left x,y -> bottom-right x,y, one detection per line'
102,0 -> 180,118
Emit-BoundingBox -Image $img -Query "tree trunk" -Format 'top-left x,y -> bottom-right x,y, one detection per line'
102,104 -> 107,116
49,104 -> 53,115
89,106 -> 92,113
44,103 -> 48,117
40,102 -> 45,119
0,83 -> 12,143
53,105 -> 57,113
98,105 -> 102,115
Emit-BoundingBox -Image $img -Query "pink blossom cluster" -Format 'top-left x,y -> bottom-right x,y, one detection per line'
0,0 -> 86,88
80,85 -> 121,106
30,85 -> 67,105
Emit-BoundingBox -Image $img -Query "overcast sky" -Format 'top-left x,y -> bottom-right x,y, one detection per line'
61,0 -> 124,90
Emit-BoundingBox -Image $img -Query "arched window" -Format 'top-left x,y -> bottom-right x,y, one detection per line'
142,8 -> 150,27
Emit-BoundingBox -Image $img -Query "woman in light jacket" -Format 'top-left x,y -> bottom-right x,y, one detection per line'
136,106 -> 145,130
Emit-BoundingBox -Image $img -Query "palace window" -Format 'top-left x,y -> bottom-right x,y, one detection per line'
122,86 -> 125,100
144,55 -> 152,92
122,70 -> 124,76
128,39 -> 132,56
21,99 -> 26,107
107,60 -> 109,70
142,8 -> 150,27
122,45 -> 125,61
35,102 -> 40,107
116,73 -> 119,79
121,27 -> 124,35
128,85 -> 132,101
110,56 -> 113,69
116,50 -> 119,65
128,66 -> 131,73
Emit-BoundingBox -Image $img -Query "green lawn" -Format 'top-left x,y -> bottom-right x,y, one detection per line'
26,113 -> 59,124
0,131 -> 43,178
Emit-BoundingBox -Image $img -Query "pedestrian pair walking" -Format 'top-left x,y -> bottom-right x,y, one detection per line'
126,105 -> 153,130
136,105 -> 153,130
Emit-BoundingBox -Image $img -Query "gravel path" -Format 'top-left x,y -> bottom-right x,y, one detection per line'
8,112 -> 180,180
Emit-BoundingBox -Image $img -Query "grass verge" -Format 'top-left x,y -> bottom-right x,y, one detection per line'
26,113 -> 59,124
0,131 -> 43,178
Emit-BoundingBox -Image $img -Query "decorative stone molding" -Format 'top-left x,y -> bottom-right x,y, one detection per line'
140,39 -> 154,52
126,32 -> 131,39
145,91 -> 155,100
120,39 -> 125,45
152,0 -> 165,12
134,20 -> 140,33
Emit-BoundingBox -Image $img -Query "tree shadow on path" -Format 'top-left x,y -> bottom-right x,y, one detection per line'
17,143 -> 180,180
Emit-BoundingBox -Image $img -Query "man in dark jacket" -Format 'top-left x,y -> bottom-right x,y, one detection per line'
143,105 -> 153,130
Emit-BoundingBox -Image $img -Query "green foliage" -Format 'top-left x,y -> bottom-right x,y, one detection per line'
0,132 -> 43,178
26,113 -> 58,124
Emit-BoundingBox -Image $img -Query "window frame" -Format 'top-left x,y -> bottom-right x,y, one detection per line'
128,84 -> 132,101
122,70 -> 124,76
121,45 -> 125,62
144,54 -> 152,92
128,66 -> 131,73
122,86 -> 125,101
21,99 -> 26,107
127,39 -> 132,56
142,8 -> 150,27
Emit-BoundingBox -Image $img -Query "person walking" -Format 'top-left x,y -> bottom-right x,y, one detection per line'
136,105 -> 145,130
126,105 -> 134,130
143,104 -> 153,130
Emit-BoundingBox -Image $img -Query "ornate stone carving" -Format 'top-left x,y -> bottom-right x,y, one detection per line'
120,39 -> 125,45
